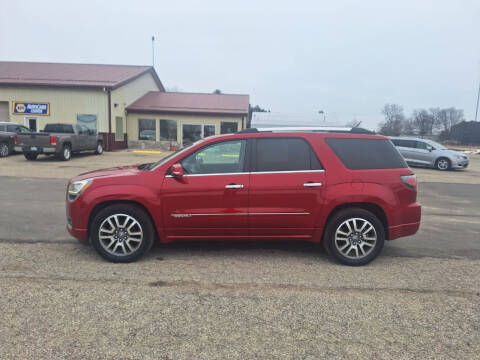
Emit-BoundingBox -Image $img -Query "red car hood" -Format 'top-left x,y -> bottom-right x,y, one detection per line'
72,164 -> 143,181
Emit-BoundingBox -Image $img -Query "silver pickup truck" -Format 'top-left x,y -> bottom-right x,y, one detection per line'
17,123 -> 104,161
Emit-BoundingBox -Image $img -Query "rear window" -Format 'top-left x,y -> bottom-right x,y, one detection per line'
44,124 -> 74,133
326,138 -> 407,170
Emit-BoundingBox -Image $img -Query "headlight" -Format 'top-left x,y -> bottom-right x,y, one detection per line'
68,179 -> 93,201
454,154 -> 463,159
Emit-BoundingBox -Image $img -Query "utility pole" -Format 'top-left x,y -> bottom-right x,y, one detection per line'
475,74 -> 480,121
151,36 -> 155,68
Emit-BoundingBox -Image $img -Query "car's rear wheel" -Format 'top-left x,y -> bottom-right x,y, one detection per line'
24,152 -> 38,160
0,142 -> 9,157
90,204 -> 154,263
323,208 -> 385,266
95,141 -> 103,155
59,144 -> 71,161
435,157 -> 450,171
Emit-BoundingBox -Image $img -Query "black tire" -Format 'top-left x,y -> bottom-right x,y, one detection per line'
0,142 -> 9,157
435,157 -> 451,171
94,141 -> 103,155
323,208 -> 385,266
59,144 -> 72,161
24,152 -> 38,161
90,204 -> 154,263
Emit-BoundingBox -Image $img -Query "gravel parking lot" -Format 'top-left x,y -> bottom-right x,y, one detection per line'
1,152 -> 479,359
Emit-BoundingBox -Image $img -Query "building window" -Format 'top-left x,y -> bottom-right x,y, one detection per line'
182,124 -> 216,146
115,117 -> 124,141
221,121 -> 238,134
204,124 -> 215,137
160,119 -> 177,141
77,114 -> 97,130
138,118 -> 156,140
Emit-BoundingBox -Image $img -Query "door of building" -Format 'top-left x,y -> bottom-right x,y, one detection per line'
0,102 -> 8,121
25,117 -> 38,132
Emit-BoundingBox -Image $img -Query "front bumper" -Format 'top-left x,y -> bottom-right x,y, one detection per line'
451,158 -> 469,169
67,220 -> 88,242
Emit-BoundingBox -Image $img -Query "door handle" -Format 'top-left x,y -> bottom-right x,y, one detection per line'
225,184 -> 244,189
303,182 -> 322,187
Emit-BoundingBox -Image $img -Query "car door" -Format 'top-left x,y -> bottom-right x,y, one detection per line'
394,139 -> 418,165
77,125 -> 90,151
161,139 -> 250,239
414,140 -> 435,166
248,137 -> 325,238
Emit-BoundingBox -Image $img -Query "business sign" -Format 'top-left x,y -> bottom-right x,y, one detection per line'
12,102 -> 50,116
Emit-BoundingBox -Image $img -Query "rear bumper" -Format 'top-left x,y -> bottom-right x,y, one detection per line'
389,221 -> 420,240
388,202 -> 421,240
22,146 -> 57,154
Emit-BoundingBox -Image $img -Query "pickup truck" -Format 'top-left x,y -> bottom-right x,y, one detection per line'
0,131 -> 15,157
16,123 -> 104,161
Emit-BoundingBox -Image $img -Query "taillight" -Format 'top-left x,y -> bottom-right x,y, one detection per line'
401,175 -> 417,190
14,135 -> 18,144
50,136 -> 57,146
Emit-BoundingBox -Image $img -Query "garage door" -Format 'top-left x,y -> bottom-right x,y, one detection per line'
0,102 -> 9,121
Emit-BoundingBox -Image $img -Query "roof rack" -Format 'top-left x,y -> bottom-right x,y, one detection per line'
237,127 -> 375,135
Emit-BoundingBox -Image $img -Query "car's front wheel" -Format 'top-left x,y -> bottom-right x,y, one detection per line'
90,204 -> 154,262
323,208 -> 385,266
435,157 -> 450,171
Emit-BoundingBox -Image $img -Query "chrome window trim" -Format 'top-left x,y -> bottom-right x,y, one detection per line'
250,170 -> 325,175
165,169 -> 325,178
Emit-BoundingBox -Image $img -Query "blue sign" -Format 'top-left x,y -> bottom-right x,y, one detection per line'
13,102 -> 50,116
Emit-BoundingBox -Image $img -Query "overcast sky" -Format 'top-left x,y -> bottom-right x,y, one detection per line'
1,0 -> 479,128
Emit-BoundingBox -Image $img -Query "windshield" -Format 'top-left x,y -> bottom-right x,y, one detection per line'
149,139 -> 205,170
427,140 -> 447,150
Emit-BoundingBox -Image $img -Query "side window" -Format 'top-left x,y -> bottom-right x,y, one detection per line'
400,140 -> 416,148
79,125 -> 90,135
391,139 -> 400,146
181,140 -> 246,175
0,125 -> 5,131
416,141 -> 431,150
19,126 -> 31,133
254,138 -> 322,172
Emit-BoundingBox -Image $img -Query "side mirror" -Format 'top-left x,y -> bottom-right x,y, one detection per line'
171,163 -> 184,178
426,145 -> 433,152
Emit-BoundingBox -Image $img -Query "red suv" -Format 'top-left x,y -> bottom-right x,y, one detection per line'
66,130 -> 421,266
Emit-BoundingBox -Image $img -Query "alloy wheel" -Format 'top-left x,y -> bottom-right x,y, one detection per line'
98,214 -> 143,256
334,217 -> 377,259
0,143 -> 8,157
437,159 -> 449,170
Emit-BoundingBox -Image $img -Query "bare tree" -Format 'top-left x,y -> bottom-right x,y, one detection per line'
439,107 -> 464,131
412,109 -> 434,136
378,104 -> 405,136
403,119 -> 415,135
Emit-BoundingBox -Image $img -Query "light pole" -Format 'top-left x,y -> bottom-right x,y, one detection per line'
151,36 -> 155,68
318,110 -> 326,122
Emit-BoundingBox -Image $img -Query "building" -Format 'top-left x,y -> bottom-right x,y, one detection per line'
0,61 -> 248,150
127,91 -> 249,148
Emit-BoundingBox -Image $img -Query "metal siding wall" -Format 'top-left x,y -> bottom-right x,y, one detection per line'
0,87 -> 108,132
0,101 -> 8,120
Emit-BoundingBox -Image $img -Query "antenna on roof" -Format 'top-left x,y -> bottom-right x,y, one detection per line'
151,36 -> 155,68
